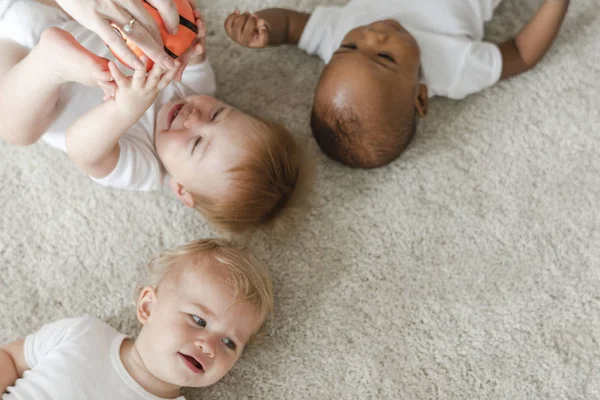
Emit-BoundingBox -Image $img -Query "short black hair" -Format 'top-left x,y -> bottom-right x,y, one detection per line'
310,106 -> 417,169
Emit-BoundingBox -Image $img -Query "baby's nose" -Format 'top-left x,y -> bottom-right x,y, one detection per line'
366,29 -> 388,44
183,108 -> 209,128
194,338 -> 216,358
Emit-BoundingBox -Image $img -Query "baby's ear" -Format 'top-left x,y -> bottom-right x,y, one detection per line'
168,178 -> 195,208
415,84 -> 429,118
137,287 -> 157,325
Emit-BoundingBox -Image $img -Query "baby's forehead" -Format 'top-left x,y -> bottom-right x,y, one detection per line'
318,65 -> 383,101
317,66 -> 411,117
161,256 -> 246,303
162,258 -> 261,323
161,254 -> 221,286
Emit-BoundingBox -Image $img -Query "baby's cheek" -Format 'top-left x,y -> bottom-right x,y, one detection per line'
214,356 -> 240,379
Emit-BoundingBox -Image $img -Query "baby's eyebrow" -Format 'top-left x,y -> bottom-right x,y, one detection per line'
219,107 -> 234,121
227,325 -> 248,344
191,302 -> 216,317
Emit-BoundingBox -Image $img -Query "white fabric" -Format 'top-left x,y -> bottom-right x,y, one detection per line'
0,0 -> 217,191
298,0 -> 504,99
2,316 -> 186,400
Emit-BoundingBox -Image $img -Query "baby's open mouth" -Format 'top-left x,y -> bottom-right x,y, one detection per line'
178,352 -> 204,374
167,103 -> 184,129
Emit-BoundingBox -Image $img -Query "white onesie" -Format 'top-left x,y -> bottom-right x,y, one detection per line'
3,316 -> 186,400
298,0 -> 505,99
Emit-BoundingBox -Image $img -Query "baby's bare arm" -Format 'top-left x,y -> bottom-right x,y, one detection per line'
67,61 -> 176,179
66,100 -> 131,179
1,340 -> 27,393
499,0 -> 570,79
225,8 -> 310,48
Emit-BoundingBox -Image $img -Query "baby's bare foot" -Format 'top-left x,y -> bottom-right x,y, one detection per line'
38,27 -> 112,86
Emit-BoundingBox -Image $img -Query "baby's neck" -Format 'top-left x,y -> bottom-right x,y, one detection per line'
120,338 -> 181,399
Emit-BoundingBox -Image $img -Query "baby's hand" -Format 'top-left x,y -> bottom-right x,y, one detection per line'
174,8 -> 207,82
101,59 -> 177,114
224,10 -> 270,48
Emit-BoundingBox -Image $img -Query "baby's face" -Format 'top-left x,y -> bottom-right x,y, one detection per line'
138,256 -> 260,389
334,19 -> 420,76
314,20 -> 421,116
154,95 -> 253,199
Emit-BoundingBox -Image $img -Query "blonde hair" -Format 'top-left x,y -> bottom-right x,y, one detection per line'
138,238 -> 273,338
192,117 -> 312,235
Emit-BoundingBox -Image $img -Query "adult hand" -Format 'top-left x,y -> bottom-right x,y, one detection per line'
54,0 -> 182,70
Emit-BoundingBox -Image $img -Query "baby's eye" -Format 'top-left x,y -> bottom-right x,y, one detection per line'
378,52 -> 395,63
211,107 -> 224,121
340,43 -> 357,50
192,136 -> 202,154
191,315 -> 207,327
222,338 -> 237,350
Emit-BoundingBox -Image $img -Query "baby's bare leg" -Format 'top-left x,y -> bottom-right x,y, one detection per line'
0,27 -> 111,146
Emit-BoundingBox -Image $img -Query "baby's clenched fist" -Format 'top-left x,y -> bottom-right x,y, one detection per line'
224,10 -> 270,48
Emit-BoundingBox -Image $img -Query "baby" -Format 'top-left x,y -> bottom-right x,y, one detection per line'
225,0 -> 570,168
0,0 -> 308,234
0,238 -> 273,399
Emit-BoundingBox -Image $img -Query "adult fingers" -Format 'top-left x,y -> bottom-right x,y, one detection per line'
146,0 -> 179,35
97,18 -> 145,70
109,11 -> 173,69
116,0 -> 162,44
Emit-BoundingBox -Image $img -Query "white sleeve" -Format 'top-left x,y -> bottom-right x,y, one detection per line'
447,41 -> 502,99
23,317 -> 86,368
178,60 -> 217,96
91,129 -> 163,191
298,6 -> 343,63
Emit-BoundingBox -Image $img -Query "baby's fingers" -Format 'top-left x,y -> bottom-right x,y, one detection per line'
242,14 -> 259,38
94,69 -> 113,83
98,80 -> 117,98
108,62 -> 127,87
194,10 -> 206,39
92,57 -> 112,82
233,12 -> 252,35
224,10 -> 241,36
145,61 -> 167,88
157,66 -> 178,90
132,56 -> 149,88
229,12 -> 253,43
248,16 -> 270,48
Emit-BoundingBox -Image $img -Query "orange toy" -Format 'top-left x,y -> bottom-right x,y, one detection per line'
108,0 -> 197,70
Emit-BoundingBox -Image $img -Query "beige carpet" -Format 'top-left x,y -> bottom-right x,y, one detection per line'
2,0 -> 600,398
